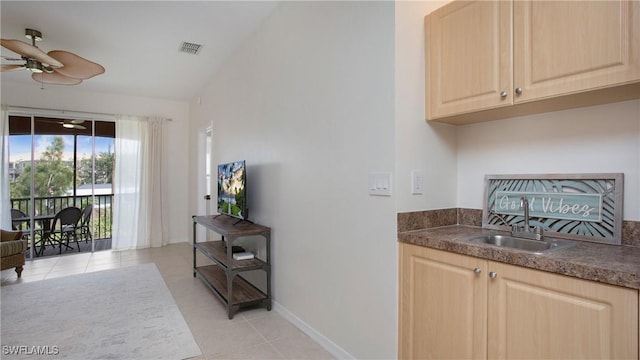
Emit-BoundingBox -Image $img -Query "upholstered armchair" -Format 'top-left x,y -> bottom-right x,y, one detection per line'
1,229 -> 27,277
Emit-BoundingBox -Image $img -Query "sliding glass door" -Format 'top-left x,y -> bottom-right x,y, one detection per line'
8,115 -> 115,258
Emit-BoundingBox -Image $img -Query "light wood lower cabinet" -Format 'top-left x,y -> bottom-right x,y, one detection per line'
399,243 -> 487,359
488,261 -> 638,359
399,243 -> 639,360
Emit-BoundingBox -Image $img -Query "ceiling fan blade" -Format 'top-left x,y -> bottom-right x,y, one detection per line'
0,39 -> 63,68
58,121 -> 87,130
1,64 -> 25,72
1,55 -> 23,61
48,50 -> 104,80
32,71 -> 82,85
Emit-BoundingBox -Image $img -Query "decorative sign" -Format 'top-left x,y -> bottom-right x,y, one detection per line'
494,191 -> 603,222
483,174 -> 623,245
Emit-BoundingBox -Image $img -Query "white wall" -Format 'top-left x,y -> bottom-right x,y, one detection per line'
457,100 -> 640,221
395,1 -> 457,213
1,81 -> 191,243
190,2 -> 396,358
187,0 -> 639,358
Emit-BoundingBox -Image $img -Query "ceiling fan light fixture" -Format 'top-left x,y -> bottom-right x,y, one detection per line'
24,28 -> 42,42
62,123 -> 75,129
25,59 -> 43,73
2,28 -> 104,86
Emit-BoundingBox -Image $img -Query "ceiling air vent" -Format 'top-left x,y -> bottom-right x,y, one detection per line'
179,41 -> 202,55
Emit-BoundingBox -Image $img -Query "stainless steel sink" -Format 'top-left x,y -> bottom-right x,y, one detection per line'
466,234 -> 575,254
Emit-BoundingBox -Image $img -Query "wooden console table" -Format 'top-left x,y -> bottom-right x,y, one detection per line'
192,215 -> 271,319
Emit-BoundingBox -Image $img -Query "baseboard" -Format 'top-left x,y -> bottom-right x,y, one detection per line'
273,301 -> 355,360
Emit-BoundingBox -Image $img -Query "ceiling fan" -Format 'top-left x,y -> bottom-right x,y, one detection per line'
1,28 -> 105,85
59,119 -> 86,130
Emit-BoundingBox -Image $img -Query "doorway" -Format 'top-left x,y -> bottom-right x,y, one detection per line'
7,115 -> 115,258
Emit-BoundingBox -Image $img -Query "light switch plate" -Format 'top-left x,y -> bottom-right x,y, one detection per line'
369,172 -> 392,196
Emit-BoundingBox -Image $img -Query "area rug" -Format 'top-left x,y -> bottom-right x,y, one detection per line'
0,263 -> 201,360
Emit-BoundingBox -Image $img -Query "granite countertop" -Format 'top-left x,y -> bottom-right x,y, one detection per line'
398,225 -> 640,290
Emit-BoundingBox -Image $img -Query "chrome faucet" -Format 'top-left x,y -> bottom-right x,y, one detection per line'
522,197 -> 530,231
511,196 -> 544,240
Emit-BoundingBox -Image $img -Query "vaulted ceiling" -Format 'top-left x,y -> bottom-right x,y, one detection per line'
1,1 -> 279,101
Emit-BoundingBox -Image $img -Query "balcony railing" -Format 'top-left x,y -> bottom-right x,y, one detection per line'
10,194 -> 113,241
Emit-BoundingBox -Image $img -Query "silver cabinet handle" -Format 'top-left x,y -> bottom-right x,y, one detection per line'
500,91 -> 507,98
473,267 -> 482,274
515,87 -> 523,95
489,271 -> 497,279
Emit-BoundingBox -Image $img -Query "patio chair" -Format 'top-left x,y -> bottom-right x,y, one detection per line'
10,208 -> 39,254
78,204 -> 93,243
10,209 -> 28,231
46,207 -> 82,254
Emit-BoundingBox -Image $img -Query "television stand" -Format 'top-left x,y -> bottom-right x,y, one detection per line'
192,214 -> 271,319
232,218 -> 254,225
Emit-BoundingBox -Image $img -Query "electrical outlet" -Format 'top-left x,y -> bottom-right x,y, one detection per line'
412,170 -> 423,194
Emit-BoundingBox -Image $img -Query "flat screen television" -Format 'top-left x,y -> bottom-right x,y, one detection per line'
217,160 -> 247,220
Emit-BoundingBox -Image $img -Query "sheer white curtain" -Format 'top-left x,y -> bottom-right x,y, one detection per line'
0,105 -> 11,229
112,115 -> 168,250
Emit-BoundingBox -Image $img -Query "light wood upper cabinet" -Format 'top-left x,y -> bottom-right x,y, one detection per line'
399,243 -> 639,360
514,1 -> 640,103
425,0 -> 640,125
425,1 -> 512,120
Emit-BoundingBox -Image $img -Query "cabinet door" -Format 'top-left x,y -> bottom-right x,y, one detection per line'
487,261 -> 639,360
513,0 -> 640,103
426,0 -> 512,119
399,244 -> 487,359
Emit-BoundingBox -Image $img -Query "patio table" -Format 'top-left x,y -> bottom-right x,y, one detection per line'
12,214 -> 56,256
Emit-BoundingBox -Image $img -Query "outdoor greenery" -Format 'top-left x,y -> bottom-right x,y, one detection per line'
10,137 -> 73,198
10,136 -> 115,199
78,152 -> 115,185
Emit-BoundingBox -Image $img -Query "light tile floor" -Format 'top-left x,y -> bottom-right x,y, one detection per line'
1,243 -> 335,360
